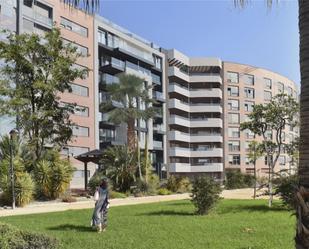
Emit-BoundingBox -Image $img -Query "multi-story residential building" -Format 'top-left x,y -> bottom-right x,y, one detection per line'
0,1 -> 299,186
223,62 -> 299,177
94,16 -> 167,177
166,49 -> 224,180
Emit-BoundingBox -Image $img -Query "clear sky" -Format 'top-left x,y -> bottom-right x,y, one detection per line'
98,0 -> 299,85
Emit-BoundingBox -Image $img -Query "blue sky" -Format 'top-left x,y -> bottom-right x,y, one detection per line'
99,0 -> 299,85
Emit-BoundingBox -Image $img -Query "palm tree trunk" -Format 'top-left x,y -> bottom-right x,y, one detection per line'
127,117 -> 136,152
296,1 -> 309,248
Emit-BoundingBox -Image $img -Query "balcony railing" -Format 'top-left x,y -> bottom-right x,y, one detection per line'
153,124 -> 166,133
153,140 -> 163,149
153,91 -> 165,100
23,6 -> 53,27
152,73 -> 161,85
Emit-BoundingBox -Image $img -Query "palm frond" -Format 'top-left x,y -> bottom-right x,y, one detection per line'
61,0 -> 99,13
234,0 -> 276,9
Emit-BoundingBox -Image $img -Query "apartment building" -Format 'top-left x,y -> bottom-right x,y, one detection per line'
223,62 -> 299,177
0,1 -> 299,185
167,49 -> 224,180
94,16 -> 167,176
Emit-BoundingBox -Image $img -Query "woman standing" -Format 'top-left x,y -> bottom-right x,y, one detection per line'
91,179 -> 109,233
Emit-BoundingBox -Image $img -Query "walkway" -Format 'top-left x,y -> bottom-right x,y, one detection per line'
0,188 -> 269,217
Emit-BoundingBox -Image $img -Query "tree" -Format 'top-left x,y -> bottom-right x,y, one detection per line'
62,0 -> 99,13
247,140 -> 264,199
241,94 -> 299,207
100,73 -> 157,178
0,28 -> 88,162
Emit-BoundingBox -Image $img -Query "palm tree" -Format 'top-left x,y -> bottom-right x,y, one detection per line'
235,1 -> 309,248
62,0 -> 99,13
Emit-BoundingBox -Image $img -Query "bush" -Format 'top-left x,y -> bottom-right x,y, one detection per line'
109,190 -> 127,199
33,150 -> 74,200
88,170 -> 108,195
157,188 -> 172,195
167,175 -> 191,193
225,170 -> 255,189
275,175 -> 298,209
191,176 -> 222,215
0,222 -> 59,249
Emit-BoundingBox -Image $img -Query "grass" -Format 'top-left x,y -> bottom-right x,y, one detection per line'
0,199 -> 295,249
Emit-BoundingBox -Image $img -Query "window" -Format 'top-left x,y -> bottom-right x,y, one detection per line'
98,29 -> 107,45
99,129 -> 115,142
60,17 -> 88,37
279,156 -> 286,166
73,170 -> 90,178
227,72 -> 239,83
281,131 -> 286,142
72,63 -> 89,77
244,88 -> 255,99
244,74 -> 254,85
227,86 -> 239,97
244,142 -> 250,152
264,91 -> 272,101
228,155 -> 240,165
72,126 -> 89,137
264,78 -> 272,90
62,39 -> 88,56
244,129 -> 254,139
277,82 -> 284,93
244,101 -> 254,112
228,99 -> 239,111
266,130 -> 273,140
228,113 -> 239,124
75,105 -> 89,117
228,127 -> 240,138
64,146 -> 89,156
265,155 -> 273,166
287,86 -> 293,96
228,141 -> 240,152
69,83 -> 88,97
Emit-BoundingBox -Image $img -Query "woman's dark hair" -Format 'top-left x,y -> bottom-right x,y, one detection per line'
100,179 -> 108,188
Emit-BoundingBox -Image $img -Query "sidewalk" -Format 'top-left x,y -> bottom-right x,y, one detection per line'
0,188 -> 269,217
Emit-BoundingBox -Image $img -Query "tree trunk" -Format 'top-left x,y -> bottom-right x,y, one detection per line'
268,167 -> 274,208
253,160 -> 257,199
127,117 -> 136,152
296,1 -> 309,248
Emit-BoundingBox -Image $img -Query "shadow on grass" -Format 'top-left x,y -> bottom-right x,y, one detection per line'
218,203 -> 288,214
48,224 -> 94,232
139,210 -> 194,216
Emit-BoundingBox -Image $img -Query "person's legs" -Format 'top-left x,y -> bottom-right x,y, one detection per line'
102,208 -> 108,231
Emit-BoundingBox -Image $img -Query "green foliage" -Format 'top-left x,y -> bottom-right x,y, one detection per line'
88,170 -> 108,195
0,222 -> 58,249
275,175 -> 298,209
157,188 -> 172,195
191,176 -> 222,215
109,191 -> 127,199
225,170 -> 255,189
167,175 -> 192,193
101,145 -> 137,192
133,174 -> 160,196
33,150 -> 74,200
0,28 -> 88,161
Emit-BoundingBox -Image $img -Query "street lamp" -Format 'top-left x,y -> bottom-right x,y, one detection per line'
9,129 -> 19,210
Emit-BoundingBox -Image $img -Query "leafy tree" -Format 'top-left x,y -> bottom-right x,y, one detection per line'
0,28 -> 88,162
241,94 -> 299,207
100,145 -> 137,192
247,141 -> 264,199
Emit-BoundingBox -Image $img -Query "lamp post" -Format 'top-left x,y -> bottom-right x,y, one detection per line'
9,129 -> 18,210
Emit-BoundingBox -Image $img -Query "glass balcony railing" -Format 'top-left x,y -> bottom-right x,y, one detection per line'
99,74 -> 119,85
152,74 -> 161,85
23,6 -> 53,27
153,124 -> 165,133
101,57 -> 125,70
153,140 -> 163,148
153,91 -> 164,100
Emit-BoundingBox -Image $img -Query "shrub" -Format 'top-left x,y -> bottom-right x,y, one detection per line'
225,170 -> 255,189
191,176 -> 222,215
167,175 -> 191,193
157,188 -> 172,195
0,222 -> 59,249
88,170 -> 108,195
33,150 -> 74,200
109,190 -> 127,199
275,175 -> 298,209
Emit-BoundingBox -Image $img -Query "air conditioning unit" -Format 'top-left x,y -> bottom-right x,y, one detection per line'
227,79 -> 232,83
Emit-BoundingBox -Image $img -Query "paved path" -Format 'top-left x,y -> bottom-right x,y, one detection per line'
0,188 -> 270,217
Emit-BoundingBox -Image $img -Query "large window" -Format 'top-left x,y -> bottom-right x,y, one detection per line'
75,105 -> 89,117
279,156 -> 286,166
99,129 -> 115,142
228,127 -> 240,138
228,113 -> 239,124
277,82 -> 284,93
227,86 -> 239,97
72,126 -> 89,137
228,99 -> 239,111
244,74 -> 254,85
244,88 -> 255,99
62,39 -> 88,56
287,86 -> 293,96
69,83 -> 88,97
228,141 -> 240,152
264,91 -> 272,101
264,78 -> 272,90
227,72 -> 239,83
228,154 -> 240,165
244,101 -> 254,112
60,17 -> 88,37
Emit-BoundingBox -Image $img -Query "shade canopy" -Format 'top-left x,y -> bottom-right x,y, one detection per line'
74,149 -> 104,164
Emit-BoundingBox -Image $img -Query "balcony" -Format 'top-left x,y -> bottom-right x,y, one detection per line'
169,115 -> 222,128
99,58 -> 125,74
153,140 -> 163,150
168,131 -> 222,143
190,74 -> 222,84
169,147 -> 223,157
168,83 -> 222,98
169,163 -> 223,173
23,5 -> 53,28
153,124 -> 166,134
153,91 -> 165,102
168,66 -> 189,82
152,73 -> 161,85
99,74 -> 119,90
168,99 -> 222,113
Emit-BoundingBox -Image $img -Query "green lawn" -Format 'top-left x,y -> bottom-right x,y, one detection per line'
1,199 -> 295,249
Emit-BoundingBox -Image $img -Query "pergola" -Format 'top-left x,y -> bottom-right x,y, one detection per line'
75,149 -> 104,190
